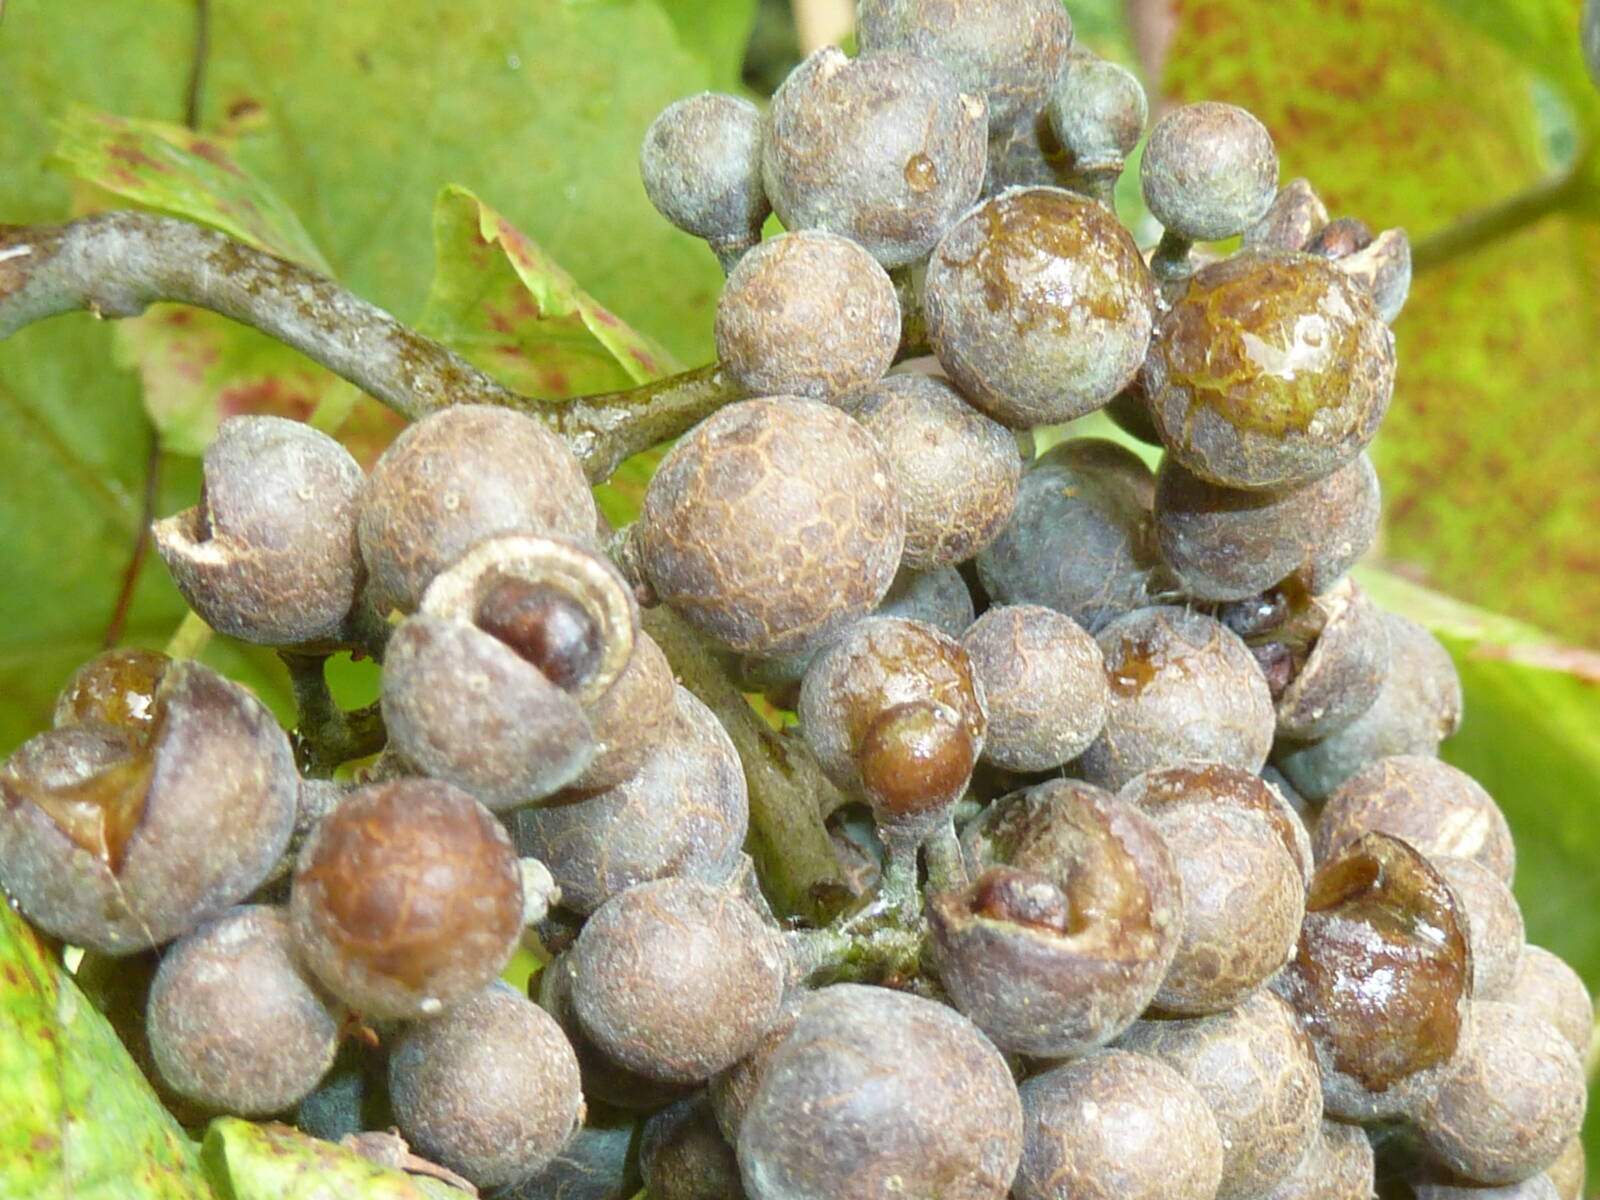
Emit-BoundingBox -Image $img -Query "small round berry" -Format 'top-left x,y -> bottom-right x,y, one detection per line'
1046,51 -> 1148,175
1504,946 -> 1593,1059
637,397 -> 904,656
1242,178 -> 1330,252
1418,1000 -> 1586,1186
1149,250 -> 1395,491
154,415 -> 365,646
1140,102 -> 1279,241
845,373 -> 1021,569
1435,854 -> 1525,999
52,646 -> 170,736
1079,606 -> 1275,791
640,1094 -> 745,1200
390,981 -> 583,1188
736,983 -> 1023,1200
357,404 -> 597,616
567,629 -> 678,793
763,47 -> 987,268
1116,989 -> 1322,1200
960,604 -> 1107,771
925,186 -> 1155,427
876,563 -> 976,635
1015,1051 -> 1223,1200
568,879 -> 789,1085
147,905 -> 341,1115
289,778 -> 523,1019
517,686 -> 748,915
1252,1120 -> 1374,1200
857,0 -> 1074,133
715,231 -> 900,401
640,93 -> 770,260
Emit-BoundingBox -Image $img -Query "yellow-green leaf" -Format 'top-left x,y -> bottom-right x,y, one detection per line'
200,1120 -> 461,1200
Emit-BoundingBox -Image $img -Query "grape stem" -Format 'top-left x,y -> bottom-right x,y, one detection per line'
0,210 -> 745,481
279,651 -> 387,779
1412,159 -> 1591,274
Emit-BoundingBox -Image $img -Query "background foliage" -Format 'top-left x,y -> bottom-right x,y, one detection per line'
0,0 -> 1597,1192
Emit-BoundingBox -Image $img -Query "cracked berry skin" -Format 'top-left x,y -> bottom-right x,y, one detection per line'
737,983 -> 1023,1200
715,231 -> 900,401
289,778 -> 523,1020
637,397 -> 904,656
1148,250 -> 1395,491
925,186 -> 1156,428
762,47 -> 987,269
857,0 -> 1074,134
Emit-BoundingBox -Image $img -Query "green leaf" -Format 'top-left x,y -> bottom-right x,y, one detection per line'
655,0 -> 760,91
0,900 -> 209,1198
419,186 -> 679,401
200,1120 -> 460,1200
1427,0 -> 1600,127
1162,0 -> 1600,647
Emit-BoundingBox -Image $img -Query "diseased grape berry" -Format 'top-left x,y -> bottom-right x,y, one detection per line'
493,1113 -> 643,1200
1434,854 -> 1525,999
1148,250 -> 1396,491
930,779 -> 1182,1055
976,438 -> 1162,632
1504,946 -> 1593,1059
1116,989 -> 1323,1200
640,1093 -> 747,1200
153,415 -> 366,647
844,373 -> 1021,570
568,878 -> 789,1085
715,231 -> 901,400
1243,178 -> 1330,252
51,646 -> 170,737
289,778 -> 524,1019
1253,1119 -> 1374,1200
857,0 -> 1074,134
960,604 -> 1107,772
357,404 -> 597,616
389,980 -> 584,1189
1046,51 -> 1147,201
516,685 -> 748,915
1413,1176 -> 1560,1200
640,93 -> 770,267
1141,102 -> 1279,241
875,562 -> 976,635
1154,451 -> 1380,602
762,47 -> 987,268
1079,605 -> 1275,791
925,187 -> 1155,428
147,905 -> 341,1116
736,983 -> 1023,1200
1014,1050 -> 1223,1200
567,629 -> 677,793
0,658 -> 296,954
636,397 -> 904,656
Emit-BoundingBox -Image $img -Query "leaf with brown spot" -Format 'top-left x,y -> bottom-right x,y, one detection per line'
0,900 -> 209,1198
200,1119 -> 462,1200
418,186 -> 680,401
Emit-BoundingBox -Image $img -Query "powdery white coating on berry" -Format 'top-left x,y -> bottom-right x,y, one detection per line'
737,983 -> 1022,1200
1315,754 -> 1515,884
976,438 -> 1160,633
390,981 -> 583,1189
1141,102 -> 1278,241
570,879 -> 789,1085
857,0 -> 1073,133
153,415 -> 365,646
1275,612 -> 1462,800
1419,1000 -> 1587,1186
1116,990 -> 1323,1200
0,660 -> 296,954
1251,1119 -> 1374,1200
381,614 -> 595,810
517,686 -> 748,915
1046,52 -> 1148,172
846,373 -> 1021,570
926,187 -> 1155,427
715,231 -> 901,401
1155,452 -> 1380,602
1148,250 -> 1395,492
357,404 -> 597,616
798,616 -> 986,798
638,397 -> 904,656
147,905 -> 341,1115
762,47 -> 987,268
1435,854 -> 1525,999
640,92 -> 770,247
1079,606 -> 1275,791
960,604 -> 1107,771
1014,1051 -> 1223,1200
1505,946 -> 1594,1059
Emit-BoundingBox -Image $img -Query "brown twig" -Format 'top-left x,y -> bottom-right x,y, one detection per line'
0,212 -> 744,481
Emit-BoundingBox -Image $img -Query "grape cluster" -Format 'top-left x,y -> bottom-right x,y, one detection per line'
0,2 -> 1589,1197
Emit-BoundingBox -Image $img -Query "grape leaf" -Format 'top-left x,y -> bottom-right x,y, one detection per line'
418,185 -> 679,401
0,900 -> 210,1199
655,0 -> 761,91
1161,0 -> 1600,647
200,1120 -> 460,1200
